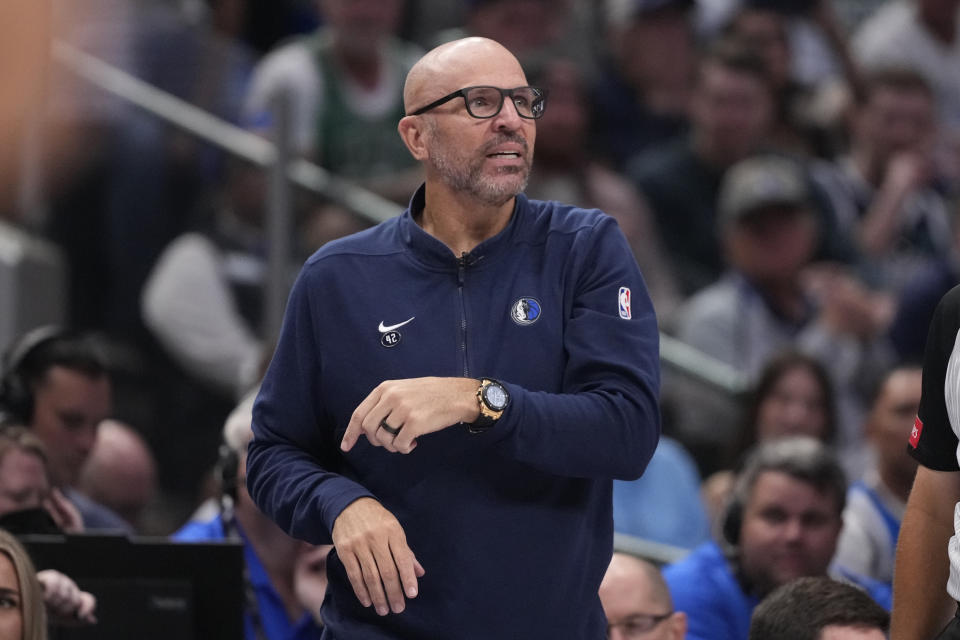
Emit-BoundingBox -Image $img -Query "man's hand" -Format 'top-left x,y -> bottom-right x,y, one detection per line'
36,569 -> 97,625
43,488 -> 84,533
332,497 -> 425,616
341,377 -> 480,454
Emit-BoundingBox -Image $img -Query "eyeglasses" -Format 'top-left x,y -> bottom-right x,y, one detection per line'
408,85 -> 548,119
607,612 -> 673,638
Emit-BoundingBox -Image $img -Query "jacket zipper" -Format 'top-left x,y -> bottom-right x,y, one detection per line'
457,252 -> 470,377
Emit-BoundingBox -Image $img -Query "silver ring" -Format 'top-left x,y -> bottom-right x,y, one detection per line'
379,419 -> 401,436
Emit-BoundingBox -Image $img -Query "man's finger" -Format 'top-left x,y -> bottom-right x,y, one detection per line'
339,551 -> 372,608
391,540 -> 422,599
342,386 -> 384,451
373,542 -> 406,613
358,550 -> 390,616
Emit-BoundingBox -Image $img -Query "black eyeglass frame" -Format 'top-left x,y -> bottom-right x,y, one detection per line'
606,611 -> 674,637
407,85 -> 548,119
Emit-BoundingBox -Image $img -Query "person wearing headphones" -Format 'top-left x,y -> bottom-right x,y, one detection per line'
662,437 -> 890,640
0,327 -> 128,533
173,392 -> 329,640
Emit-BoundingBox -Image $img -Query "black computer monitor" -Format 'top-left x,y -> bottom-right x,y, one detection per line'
19,534 -> 244,640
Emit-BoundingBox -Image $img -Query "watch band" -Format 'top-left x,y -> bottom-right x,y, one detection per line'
468,378 -> 508,433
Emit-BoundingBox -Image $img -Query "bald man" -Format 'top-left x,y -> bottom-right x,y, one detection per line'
600,553 -> 687,640
77,420 -> 157,531
247,36 -> 661,638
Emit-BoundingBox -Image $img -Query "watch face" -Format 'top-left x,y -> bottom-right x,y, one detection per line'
484,383 -> 509,410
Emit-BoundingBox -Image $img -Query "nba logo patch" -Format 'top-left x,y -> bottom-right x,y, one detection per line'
910,416 -> 923,448
618,287 -> 632,320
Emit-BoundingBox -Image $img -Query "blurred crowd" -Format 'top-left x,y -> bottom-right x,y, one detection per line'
2,0 -> 960,636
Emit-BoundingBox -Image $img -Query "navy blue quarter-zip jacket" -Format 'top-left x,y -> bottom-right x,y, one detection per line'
248,185 -> 661,639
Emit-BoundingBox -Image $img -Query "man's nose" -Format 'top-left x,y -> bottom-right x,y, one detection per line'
493,97 -> 524,130
783,518 -> 805,541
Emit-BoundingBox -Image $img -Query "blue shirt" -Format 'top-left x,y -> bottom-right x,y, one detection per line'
247,186 -> 662,639
613,437 -> 709,549
664,541 -> 893,640
664,542 -> 759,640
173,514 -> 323,640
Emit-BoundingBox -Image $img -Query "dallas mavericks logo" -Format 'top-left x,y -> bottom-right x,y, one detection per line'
511,297 -> 541,326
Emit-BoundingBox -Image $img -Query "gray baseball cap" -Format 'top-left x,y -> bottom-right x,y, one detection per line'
718,155 -> 810,227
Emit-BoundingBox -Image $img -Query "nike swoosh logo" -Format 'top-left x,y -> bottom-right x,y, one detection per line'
378,317 -> 415,333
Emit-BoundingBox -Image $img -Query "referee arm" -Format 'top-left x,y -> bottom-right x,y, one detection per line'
891,465 -> 960,639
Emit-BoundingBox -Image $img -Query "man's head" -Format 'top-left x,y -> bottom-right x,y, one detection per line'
398,37 -> 541,207
525,59 -> 587,169
317,0 -> 404,60
465,0 -> 564,63
690,42 -> 774,167
77,420 -> 157,529
852,68 -> 935,171
725,7 -> 792,89
864,365 -> 921,496
723,437 -> 846,598
749,576 -> 889,640
599,552 -> 687,640
0,426 -> 50,517
607,0 -> 696,100
719,155 -> 819,285
0,328 -> 111,488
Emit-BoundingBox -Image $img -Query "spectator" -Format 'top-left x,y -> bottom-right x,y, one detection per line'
740,351 -> 837,447
698,0 -> 856,91
140,159 -> 368,509
628,41 -> 774,295
243,0 -> 424,203
853,0 -> 960,136
723,5 -> 850,158
0,328 -> 130,533
600,552 -> 687,640
591,0 -> 695,170
173,392 -> 327,640
834,365 -> 921,586
432,0 -> 579,70
701,350 -> 837,525
749,576 -> 889,640
76,420 -> 158,533
0,431 -> 96,628
0,425 -> 80,535
0,527 -> 46,640
890,285 -> 960,638
811,68 -> 955,295
673,154 -> 895,454
664,437 -> 890,640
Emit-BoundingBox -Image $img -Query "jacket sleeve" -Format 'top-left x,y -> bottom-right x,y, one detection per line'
493,216 -> 661,481
245,269 -> 374,545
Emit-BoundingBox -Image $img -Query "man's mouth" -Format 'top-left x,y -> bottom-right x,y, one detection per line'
487,151 -> 522,159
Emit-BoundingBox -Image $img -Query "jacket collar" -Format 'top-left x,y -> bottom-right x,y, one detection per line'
398,183 -> 525,270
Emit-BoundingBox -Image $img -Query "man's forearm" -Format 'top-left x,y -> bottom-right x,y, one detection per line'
891,468 -> 959,639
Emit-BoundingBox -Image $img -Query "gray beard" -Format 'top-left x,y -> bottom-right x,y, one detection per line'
428,138 -> 531,206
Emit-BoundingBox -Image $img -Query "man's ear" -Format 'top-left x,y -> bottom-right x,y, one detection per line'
398,116 -> 429,161
669,611 -> 687,640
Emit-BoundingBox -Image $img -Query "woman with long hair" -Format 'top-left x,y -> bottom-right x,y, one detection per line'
0,528 -> 46,640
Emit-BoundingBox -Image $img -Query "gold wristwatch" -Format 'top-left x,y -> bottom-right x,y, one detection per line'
468,378 -> 510,433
